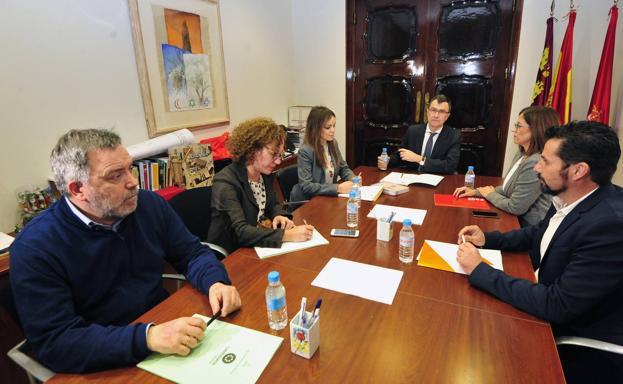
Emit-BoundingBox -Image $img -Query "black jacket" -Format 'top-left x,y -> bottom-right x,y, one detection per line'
208,161 -> 291,253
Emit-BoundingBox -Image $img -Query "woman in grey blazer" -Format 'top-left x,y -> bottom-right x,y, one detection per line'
453,106 -> 560,227
290,106 -> 356,202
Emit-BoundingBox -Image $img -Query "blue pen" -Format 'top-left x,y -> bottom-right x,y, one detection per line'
387,211 -> 396,223
311,298 -> 322,323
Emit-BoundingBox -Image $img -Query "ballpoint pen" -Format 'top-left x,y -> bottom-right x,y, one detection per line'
299,297 -> 307,326
387,211 -> 396,223
206,310 -> 221,327
461,235 -> 466,244
303,219 -> 309,226
311,298 -> 322,323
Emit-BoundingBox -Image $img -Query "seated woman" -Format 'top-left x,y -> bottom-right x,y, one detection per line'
208,118 -> 314,253
291,106 -> 357,202
453,106 -> 560,227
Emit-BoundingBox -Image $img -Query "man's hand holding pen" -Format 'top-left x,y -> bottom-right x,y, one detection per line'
456,225 -> 486,275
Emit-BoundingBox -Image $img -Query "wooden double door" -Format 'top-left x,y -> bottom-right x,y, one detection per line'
346,0 -> 523,176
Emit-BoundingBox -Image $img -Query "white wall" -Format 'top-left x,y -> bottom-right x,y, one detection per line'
0,0 -> 622,232
506,0 -> 623,186
291,1 -> 347,146
0,0 -> 293,232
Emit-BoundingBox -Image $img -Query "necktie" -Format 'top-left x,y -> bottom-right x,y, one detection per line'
423,132 -> 438,159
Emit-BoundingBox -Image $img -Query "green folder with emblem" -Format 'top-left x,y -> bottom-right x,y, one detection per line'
138,314 -> 283,383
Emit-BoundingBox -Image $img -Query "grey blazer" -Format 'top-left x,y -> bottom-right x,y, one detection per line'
480,152 -> 551,227
290,142 -> 355,202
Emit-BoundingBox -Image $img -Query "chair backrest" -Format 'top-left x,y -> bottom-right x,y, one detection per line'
0,280 -> 22,333
168,186 -> 212,241
276,164 -> 298,202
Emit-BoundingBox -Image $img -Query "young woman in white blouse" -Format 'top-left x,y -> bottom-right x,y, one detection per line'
453,106 -> 560,227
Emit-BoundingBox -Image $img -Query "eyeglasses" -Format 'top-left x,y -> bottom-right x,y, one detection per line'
513,122 -> 530,130
265,147 -> 286,161
428,107 -> 449,115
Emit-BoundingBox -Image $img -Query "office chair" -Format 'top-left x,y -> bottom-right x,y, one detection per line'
276,164 -> 300,211
556,336 -> 623,382
167,186 -> 228,259
1,282 -> 55,384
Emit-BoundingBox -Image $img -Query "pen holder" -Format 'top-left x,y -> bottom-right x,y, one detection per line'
376,219 -> 393,242
289,310 -> 320,359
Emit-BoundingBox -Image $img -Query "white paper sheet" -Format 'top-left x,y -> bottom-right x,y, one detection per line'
380,172 -> 444,187
367,204 -> 427,225
0,232 -> 14,252
417,240 -> 504,274
126,128 -> 194,160
255,229 -> 329,259
138,314 -> 282,384
311,258 -> 403,304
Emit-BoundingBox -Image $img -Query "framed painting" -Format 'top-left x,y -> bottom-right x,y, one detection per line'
128,0 -> 230,137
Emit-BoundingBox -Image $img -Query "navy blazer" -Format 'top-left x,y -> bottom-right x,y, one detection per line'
470,183 -> 623,344
388,123 -> 462,174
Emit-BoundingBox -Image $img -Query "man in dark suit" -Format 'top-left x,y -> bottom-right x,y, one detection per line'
378,94 -> 462,174
457,121 -> 623,383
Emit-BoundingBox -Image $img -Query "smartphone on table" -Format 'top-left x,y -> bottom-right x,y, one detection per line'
330,228 -> 360,238
472,210 -> 499,219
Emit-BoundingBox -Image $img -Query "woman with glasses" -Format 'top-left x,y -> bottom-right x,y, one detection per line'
453,106 -> 560,227
208,117 -> 314,253
290,106 -> 356,202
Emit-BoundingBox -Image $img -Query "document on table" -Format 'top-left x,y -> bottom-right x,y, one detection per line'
417,240 -> 503,275
367,204 -> 427,225
138,314 -> 283,384
338,184 -> 384,201
380,172 -> 444,187
312,258 -> 403,304
433,194 -> 492,210
0,232 -> 14,253
255,228 -> 329,259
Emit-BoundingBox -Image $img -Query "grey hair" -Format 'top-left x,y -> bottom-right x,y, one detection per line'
49,129 -> 122,196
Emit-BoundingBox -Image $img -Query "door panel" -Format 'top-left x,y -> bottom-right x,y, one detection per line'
347,0 -> 522,176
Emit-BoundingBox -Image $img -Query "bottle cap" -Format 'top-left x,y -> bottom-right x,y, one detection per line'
349,191 -> 356,198
403,218 -> 412,226
468,166 -> 474,171
268,271 -> 280,283
382,147 -> 387,151
353,176 -> 360,183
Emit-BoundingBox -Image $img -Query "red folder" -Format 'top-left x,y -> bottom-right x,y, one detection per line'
433,194 -> 491,210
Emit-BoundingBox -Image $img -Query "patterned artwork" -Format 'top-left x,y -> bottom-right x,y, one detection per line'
161,9 -> 214,111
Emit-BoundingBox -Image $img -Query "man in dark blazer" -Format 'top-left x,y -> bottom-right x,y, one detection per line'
378,94 -> 462,174
457,121 -> 623,382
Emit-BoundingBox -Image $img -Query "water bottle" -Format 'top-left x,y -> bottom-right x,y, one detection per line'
379,147 -> 389,170
464,166 -> 476,189
346,191 -> 359,228
266,271 -> 288,330
398,219 -> 415,263
352,176 -> 361,207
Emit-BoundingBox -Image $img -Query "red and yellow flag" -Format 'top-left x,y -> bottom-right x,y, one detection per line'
531,16 -> 554,106
587,6 -> 618,124
548,10 -> 577,124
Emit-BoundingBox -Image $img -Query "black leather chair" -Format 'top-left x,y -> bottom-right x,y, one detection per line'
167,186 -> 228,259
276,164 -> 300,210
1,282 -> 55,383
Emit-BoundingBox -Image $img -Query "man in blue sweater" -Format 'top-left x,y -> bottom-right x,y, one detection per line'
10,129 -> 241,373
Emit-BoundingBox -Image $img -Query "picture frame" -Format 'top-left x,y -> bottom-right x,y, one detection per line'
128,0 -> 230,137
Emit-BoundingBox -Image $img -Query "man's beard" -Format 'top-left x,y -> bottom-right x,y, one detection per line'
90,189 -> 138,221
539,168 -> 569,196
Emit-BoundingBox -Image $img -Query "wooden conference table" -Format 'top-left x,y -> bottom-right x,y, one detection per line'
50,167 -> 565,383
